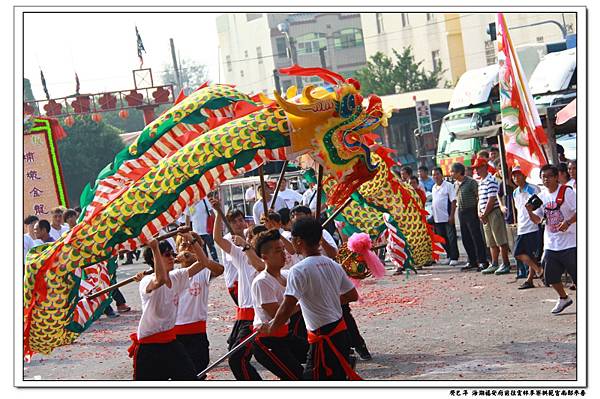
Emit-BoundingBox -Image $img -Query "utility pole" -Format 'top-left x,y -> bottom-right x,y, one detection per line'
170,38 -> 183,94
273,69 -> 281,93
319,46 -> 327,69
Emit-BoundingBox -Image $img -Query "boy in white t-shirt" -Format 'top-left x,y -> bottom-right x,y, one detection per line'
128,230 -> 212,380
213,202 -> 266,381
173,232 -> 224,376
260,218 -> 361,380
249,229 -> 303,380
526,165 -> 577,314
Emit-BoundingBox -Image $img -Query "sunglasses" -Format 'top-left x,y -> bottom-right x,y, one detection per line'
162,251 -> 178,258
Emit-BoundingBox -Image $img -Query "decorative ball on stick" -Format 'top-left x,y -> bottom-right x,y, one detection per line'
64,115 -> 75,127
91,113 -> 102,123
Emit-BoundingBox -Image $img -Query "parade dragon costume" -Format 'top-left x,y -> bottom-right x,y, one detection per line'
23,66 -> 441,358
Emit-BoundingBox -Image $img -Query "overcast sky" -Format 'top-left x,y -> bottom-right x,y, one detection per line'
23,12 -> 221,100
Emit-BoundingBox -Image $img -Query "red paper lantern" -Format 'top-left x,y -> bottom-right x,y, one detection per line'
64,115 -> 75,127
118,109 -> 129,120
91,113 -> 102,123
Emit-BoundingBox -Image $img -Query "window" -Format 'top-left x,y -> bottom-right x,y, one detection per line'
401,13 -> 409,27
334,28 -> 364,49
246,13 -> 262,22
484,40 -> 497,66
244,50 -> 248,58
431,50 -> 441,69
296,32 -> 327,55
256,46 -> 263,64
240,70 -> 244,77
275,37 -> 287,57
376,13 -> 384,34
226,55 -> 232,72
427,13 -> 435,22
536,36 -> 544,43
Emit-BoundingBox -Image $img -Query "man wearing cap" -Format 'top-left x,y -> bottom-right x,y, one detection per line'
511,166 -> 544,289
473,157 -> 511,275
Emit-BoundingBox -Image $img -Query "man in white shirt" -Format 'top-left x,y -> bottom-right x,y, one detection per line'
34,220 -> 54,244
277,178 -> 303,210
567,160 -> 576,191
431,167 -> 460,266
250,229 -> 303,380
245,185 -> 256,203
187,198 -> 219,261
510,167 -> 544,290
253,186 -> 287,225
23,215 -> 39,261
526,165 -> 577,314
213,202 -> 266,380
288,205 -> 371,361
49,207 -> 69,241
302,183 -> 318,213
129,230 -> 211,380
260,217 -> 361,380
174,233 -> 224,376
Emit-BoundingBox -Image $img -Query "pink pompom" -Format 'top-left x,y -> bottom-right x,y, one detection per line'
347,233 -> 386,279
347,233 -> 372,253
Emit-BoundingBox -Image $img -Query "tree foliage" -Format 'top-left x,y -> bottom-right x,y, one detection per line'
57,116 -> 125,207
355,46 -> 447,96
161,58 -> 209,94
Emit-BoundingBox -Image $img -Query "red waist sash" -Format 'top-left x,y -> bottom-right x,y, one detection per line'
236,307 -> 255,321
173,320 -> 207,335
307,319 -> 362,381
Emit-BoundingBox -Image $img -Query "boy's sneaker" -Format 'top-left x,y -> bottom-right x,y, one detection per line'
551,297 -> 573,314
481,264 -> 499,274
494,264 -> 511,275
449,260 -> 460,266
439,259 -> 450,265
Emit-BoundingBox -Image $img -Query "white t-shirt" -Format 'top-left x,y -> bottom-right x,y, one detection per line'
567,178 -> 576,191
321,229 -> 338,251
245,186 -> 256,202
278,189 -> 303,210
302,187 -> 317,212
513,183 -> 541,235
534,186 -> 576,251
176,268 -> 211,325
229,244 -> 259,309
49,225 -> 69,241
137,268 -> 190,339
251,269 -> 290,328
23,234 -> 34,261
217,233 -> 239,289
284,255 -> 355,331
252,197 -> 287,225
187,199 -> 213,235
431,180 -> 456,223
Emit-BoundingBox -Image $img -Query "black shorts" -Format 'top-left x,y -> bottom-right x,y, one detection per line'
543,248 -> 577,285
514,230 -> 542,258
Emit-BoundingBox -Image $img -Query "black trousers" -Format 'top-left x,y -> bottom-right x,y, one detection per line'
341,304 -> 366,349
176,333 -> 210,375
458,208 -> 488,265
304,319 -> 352,381
112,288 -> 126,306
200,234 -> 219,262
227,319 -> 262,380
288,311 -> 309,364
252,336 -> 304,380
434,222 -> 460,261
134,340 -> 197,380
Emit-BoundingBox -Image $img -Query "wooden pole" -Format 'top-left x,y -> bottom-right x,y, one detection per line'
321,196 -> 353,228
258,165 -> 269,218
270,161 -> 289,210
86,269 -> 153,300
213,204 -> 235,236
315,165 -> 324,218
197,331 -> 260,380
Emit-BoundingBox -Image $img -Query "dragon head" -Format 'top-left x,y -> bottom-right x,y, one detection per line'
273,65 -> 386,207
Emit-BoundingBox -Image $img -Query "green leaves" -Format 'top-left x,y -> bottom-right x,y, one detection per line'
355,46 -> 448,97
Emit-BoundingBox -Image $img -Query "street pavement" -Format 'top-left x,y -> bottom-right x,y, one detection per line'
22,254 -> 577,382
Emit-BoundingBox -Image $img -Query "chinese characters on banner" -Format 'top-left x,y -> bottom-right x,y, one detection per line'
23,118 -> 68,218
